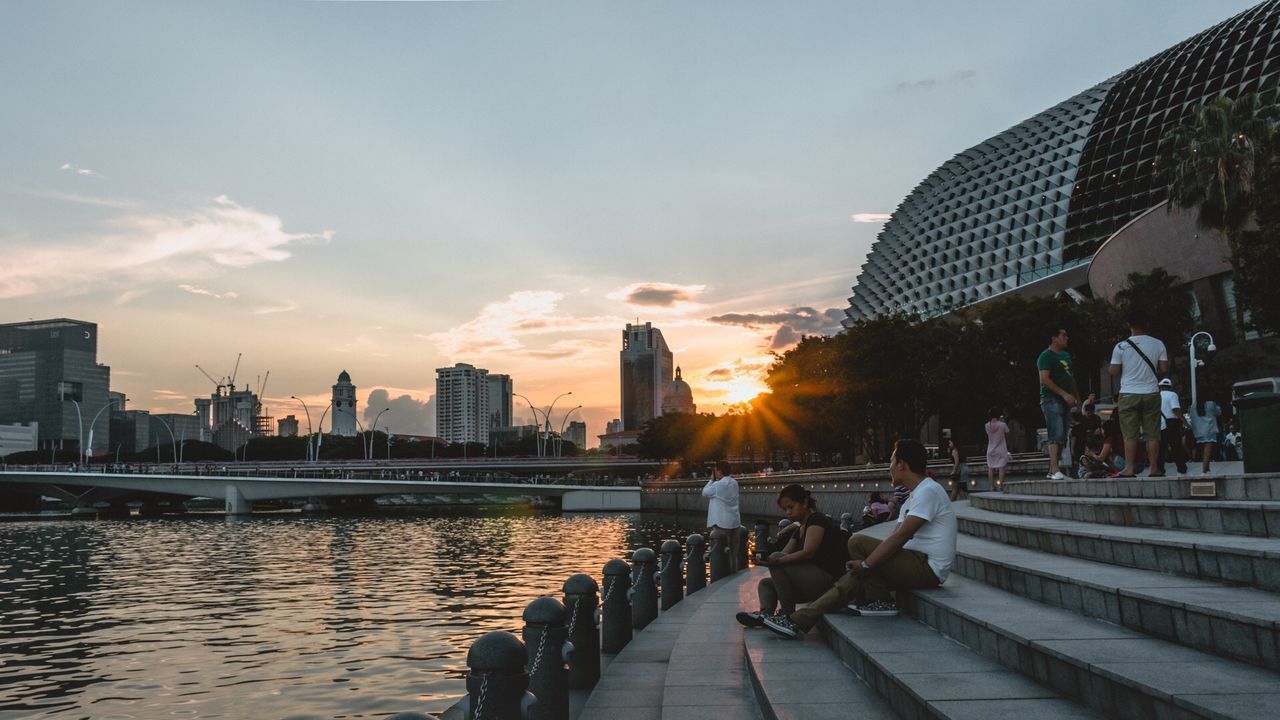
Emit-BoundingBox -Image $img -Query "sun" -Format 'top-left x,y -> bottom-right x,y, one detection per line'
719,377 -> 769,405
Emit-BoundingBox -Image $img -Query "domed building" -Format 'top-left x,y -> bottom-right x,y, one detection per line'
661,367 -> 696,415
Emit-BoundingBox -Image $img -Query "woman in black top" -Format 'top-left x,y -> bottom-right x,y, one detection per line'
737,484 -> 847,627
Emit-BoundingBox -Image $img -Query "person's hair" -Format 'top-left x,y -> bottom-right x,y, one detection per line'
1125,309 -> 1148,330
987,406 -> 1001,420
867,491 -> 885,503
892,439 -> 928,474
1049,327 -> 1067,342
776,484 -> 815,510
714,460 -> 732,476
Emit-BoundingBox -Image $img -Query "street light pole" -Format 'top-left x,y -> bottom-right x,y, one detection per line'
314,401 -> 335,462
291,396 -> 313,462
152,415 -> 178,465
513,393 -> 549,457
1188,331 -> 1217,411
557,405 -> 582,457
86,397 -> 123,466
370,407 -> 390,460
62,391 -> 84,467
545,391 -> 573,459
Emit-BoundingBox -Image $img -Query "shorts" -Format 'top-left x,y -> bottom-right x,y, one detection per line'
1040,395 -> 1070,445
1118,392 -> 1161,442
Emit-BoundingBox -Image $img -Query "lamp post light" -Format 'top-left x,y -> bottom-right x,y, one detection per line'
369,407 -> 390,460
152,415 -> 178,465
557,405 -> 582,457
291,396 -> 314,462
386,427 -> 392,461
513,393 -> 550,457
314,401 -> 335,462
86,397 -> 124,467
61,389 -> 84,467
1188,331 -> 1217,411
544,391 -> 573,458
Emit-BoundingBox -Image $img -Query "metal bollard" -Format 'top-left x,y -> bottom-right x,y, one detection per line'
738,526 -> 749,573
752,520 -> 769,560
840,512 -> 853,533
708,531 -> 728,583
562,574 -> 600,690
522,597 -> 570,720
685,533 -> 707,594
658,539 -> 684,610
466,631 -> 535,720
630,547 -> 658,630
600,558 -> 632,654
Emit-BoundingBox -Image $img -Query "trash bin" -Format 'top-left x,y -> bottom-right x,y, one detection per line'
1233,390 -> 1280,474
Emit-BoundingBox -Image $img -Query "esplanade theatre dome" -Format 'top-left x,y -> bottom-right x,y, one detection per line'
845,1 -> 1280,323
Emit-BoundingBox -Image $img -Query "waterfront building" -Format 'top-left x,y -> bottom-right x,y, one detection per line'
845,0 -> 1280,342
278,415 -> 299,437
487,373 -> 513,429
435,363 -> 491,444
661,367 -> 697,415
194,388 -> 258,452
331,371 -> 357,437
0,422 -> 38,457
564,420 -> 587,450
0,319 -> 111,454
620,322 -> 673,431
150,413 -> 203,450
110,410 -> 151,454
490,423 -> 538,448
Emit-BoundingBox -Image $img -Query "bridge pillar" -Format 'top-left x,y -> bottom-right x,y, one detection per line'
225,485 -> 251,515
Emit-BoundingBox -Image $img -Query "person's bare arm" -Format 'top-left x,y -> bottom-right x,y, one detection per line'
773,525 -> 824,565
1109,363 -> 1122,378
1039,369 -> 1077,406
849,515 -> 927,570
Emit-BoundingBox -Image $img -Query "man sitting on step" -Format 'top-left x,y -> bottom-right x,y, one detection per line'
763,439 -> 957,639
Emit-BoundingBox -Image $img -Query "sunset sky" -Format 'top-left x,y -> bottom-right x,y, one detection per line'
0,1 -> 1253,443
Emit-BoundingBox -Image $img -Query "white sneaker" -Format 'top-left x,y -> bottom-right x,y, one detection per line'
1050,471 -> 1067,480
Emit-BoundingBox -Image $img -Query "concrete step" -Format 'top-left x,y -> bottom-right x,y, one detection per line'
743,623 -> 898,720
971,492 -> 1280,538
951,532 -> 1280,671
900,575 -> 1280,720
1000,473 -> 1280,502
812,613 -> 1103,720
956,504 -> 1280,592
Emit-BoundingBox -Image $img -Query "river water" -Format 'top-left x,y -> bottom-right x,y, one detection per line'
0,510 -> 705,720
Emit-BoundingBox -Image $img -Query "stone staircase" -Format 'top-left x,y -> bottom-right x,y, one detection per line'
744,474 -> 1280,720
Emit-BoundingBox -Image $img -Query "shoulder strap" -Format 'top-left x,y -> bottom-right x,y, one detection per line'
1124,338 -> 1159,377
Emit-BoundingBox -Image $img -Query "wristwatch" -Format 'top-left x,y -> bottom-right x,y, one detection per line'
859,560 -> 871,570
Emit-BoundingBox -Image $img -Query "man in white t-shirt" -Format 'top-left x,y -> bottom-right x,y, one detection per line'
1158,378 -> 1189,474
703,460 -> 742,572
763,439 -> 956,638
1109,314 -> 1169,477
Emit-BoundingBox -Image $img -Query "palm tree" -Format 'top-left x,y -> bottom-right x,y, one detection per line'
1157,93 -> 1278,234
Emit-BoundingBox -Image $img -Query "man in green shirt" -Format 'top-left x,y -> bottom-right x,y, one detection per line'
1037,328 -> 1078,480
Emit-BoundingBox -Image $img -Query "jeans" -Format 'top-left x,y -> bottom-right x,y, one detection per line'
1040,395 -> 1070,446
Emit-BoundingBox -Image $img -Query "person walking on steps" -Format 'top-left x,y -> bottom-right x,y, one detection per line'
1037,327 -> 1078,481
1109,313 -> 1169,477
762,439 -> 956,639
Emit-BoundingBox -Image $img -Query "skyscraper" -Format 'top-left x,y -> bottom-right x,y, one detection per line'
487,373 -> 513,429
620,322 -> 673,431
564,420 -> 587,450
436,363 -> 491,444
331,370 -> 357,436
0,319 -> 111,453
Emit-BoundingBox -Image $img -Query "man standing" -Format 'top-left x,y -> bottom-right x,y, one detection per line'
1037,328 -> 1078,481
762,439 -> 956,638
703,460 -> 742,572
1158,378 -> 1189,475
1109,314 -> 1169,477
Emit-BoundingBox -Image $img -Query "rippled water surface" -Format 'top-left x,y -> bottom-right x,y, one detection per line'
0,510 -> 702,719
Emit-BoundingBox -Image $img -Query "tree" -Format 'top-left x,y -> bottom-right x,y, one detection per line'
1233,129 -> 1280,334
1114,268 -> 1195,348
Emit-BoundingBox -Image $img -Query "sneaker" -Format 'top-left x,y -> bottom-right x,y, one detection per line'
846,601 -> 899,617
1049,471 -> 1067,481
735,611 -> 766,628
762,614 -> 803,639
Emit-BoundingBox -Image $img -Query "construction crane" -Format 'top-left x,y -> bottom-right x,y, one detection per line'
227,353 -> 242,394
195,364 -> 226,395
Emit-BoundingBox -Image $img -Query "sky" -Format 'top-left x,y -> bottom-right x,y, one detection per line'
0,0 -> 1258,444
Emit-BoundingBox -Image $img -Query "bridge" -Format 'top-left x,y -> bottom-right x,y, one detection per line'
0,466 -> 645,514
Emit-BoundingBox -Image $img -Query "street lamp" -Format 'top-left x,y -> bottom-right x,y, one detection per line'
557,405 -> 582,457
545,391 -> 573,458
61,389 -> 84,467
291,396 -> 313,461
513,393 -> 549,457
369,407 -> 390,460
314,400 -> 335,462
1188,331 -> 1217,411
86,397 -> 124,466
152,414 -> 178,465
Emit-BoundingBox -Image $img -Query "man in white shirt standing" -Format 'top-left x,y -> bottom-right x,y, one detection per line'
1109,313 -> 1169,477
703,460 -> 742,572
763,439 -> 956,638
1158,378 -> 1189,475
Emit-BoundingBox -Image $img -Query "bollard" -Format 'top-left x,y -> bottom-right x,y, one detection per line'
522,597 -> 570,720
738,525 -> 749,573
658,539 -> 684,610
752,520 -> 769,561
562,574 -> 600,689
466,631 -> 534,720
630,547 -> 658,630
600,559 -> 632,654
685,533 -> 707,594
708,531 -> 728,583
840,512 -> 853,534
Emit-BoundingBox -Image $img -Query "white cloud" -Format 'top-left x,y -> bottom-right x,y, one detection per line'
60,162 -> 100,177
606,282 -> 706,309
0,196 -> 331,300
430,290 -> 624,359
253,301 -> 299,315
851,213 -> 892,223
30,188 -> 134,208
179,284 -> 238,300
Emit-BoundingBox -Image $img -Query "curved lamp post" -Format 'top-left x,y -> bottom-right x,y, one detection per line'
314,400 -> 335,462
86,397 -> 124,465
61,390 -> 84,466
1188,331 -> 1217,411
291,396 -> 314,461
544,391 -> 573,458
151,414 -> 178,464
557,405 -> 583,457
513,393 -> 549,457
368,407 -> 390,460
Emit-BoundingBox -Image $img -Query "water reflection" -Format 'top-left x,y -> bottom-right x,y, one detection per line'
0,510 -> 702,719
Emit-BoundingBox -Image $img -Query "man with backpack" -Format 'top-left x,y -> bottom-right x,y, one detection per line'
1109,313 -> 1169,477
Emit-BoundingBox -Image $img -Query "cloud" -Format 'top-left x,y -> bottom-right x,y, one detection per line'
179,284 -> 238,300
253,301 -> 299,315
363,388 -> 435,436
60,162 -> 100,177
893,69 -> 977,94
523,338 -> 613,361
607,282 -> 706,308
0,195 -> 331,300
707,306 -> 846,350
30,189 -> 134,208
851,213 -> 892,223
429,290 -> 624,359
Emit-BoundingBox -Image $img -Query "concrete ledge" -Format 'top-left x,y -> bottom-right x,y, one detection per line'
1000,473 -> 1280,501
972,492 -> 1280,538
561,489 -> 641,511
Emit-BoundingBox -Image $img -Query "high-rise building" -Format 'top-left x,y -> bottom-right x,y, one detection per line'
195,387 -> 258,450
564,420 -> 587,450
0,319 -> 111,454
606,419 -> 622,435
278,415 -> 299,438
436,363 -> 491,444
620,322 -> 673,431
110,410 -> 151,454
487,373 -> 513,428
331,370 -> 357,437
150,413 -> 203,451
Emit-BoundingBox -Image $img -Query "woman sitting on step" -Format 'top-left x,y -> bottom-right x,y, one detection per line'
736,484 -> 849,628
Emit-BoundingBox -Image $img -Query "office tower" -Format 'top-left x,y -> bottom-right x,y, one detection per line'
435,363 -> 491,444
0,319 -> 111,454
331,370 -> 357,437
620,322 -> 673,431
487,373 -> 513,428
565,420 -> 587,450
278,415 -> 299,438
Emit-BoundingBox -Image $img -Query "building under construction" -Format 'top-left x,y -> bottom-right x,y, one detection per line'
193,355 -> 274,452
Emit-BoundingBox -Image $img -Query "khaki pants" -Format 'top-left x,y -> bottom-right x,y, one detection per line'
758,562 -> 835,615
709,525 -> 743,573
791,534 -> 939,631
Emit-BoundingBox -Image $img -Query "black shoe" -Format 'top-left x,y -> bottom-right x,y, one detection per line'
762,614 -> 804,639
735,611 -> 766,628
